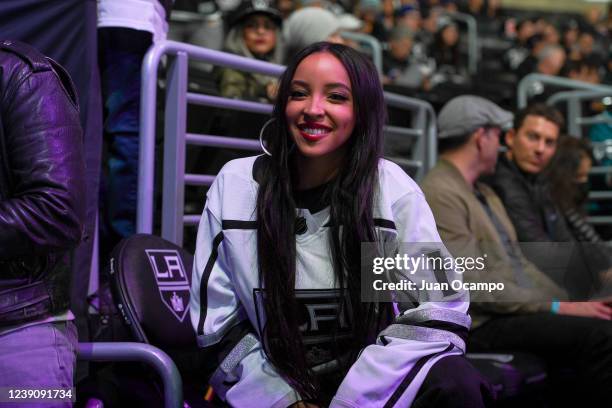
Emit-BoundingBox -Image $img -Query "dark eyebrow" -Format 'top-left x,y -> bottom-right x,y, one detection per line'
290,80 -> 351,92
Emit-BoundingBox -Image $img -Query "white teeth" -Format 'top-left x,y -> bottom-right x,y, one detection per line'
303,128 -> 328,135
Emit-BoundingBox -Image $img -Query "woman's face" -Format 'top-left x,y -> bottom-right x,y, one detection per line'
285,52 -> 355,163
442,25 -> 459,47
243,15 -> 277,56
576,155 -> 592,183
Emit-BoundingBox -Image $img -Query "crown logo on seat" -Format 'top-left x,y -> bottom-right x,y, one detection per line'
171,292 -> 184,312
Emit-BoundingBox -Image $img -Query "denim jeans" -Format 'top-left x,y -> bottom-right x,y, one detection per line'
0,321 -> 77,407
98,27 -> 153,240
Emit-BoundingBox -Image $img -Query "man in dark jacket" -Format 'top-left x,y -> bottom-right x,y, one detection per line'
0,40 -> 85,403
488,104 -> 605,298
490,103 -> 572,243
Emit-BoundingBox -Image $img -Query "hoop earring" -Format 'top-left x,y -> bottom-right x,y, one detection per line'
259,118 -> 274,157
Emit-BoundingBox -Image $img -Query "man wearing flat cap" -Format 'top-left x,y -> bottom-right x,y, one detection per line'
421,95 -> 612,405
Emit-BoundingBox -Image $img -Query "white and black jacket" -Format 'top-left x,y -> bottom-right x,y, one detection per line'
190,156 -> 471,408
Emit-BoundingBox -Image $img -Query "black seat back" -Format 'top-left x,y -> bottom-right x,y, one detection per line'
108,234 -> 196,349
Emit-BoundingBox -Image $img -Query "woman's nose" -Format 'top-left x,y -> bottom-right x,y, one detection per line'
303,97 -> 324,118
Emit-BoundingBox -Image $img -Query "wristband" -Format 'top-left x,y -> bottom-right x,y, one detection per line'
551,300 -> 560,314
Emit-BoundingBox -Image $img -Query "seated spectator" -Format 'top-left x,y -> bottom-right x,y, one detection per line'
395,3 -> 430,59
517,43 -> 566,81
381,0 -> 395,33
489,103 -> 571,243
217,0 -> 283,102
356,0 -> 389,41
563,56 -> 601,84
192,42 -> 492,408
546,136 -> 603,243
431,19 -> 468,85
420,95 -> 612,406
382,26 -> 431,89
419,5 -> 443,51
541,21 -> 560,46
562,19 -> 581,61
283,7 -> 344,63
0,41 -> 85,400
503,18 -> 535,70
395,4 -> 422,34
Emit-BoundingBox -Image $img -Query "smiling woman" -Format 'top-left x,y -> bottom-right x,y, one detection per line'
284,52 -> 356,189
191,42 -> 492,408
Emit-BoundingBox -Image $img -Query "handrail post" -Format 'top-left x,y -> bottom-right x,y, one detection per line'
138,43 -> 167,234
77,342 -> 183,408
162,52 -> 189,245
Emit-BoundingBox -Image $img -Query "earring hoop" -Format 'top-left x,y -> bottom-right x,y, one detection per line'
259,118 -> 274,157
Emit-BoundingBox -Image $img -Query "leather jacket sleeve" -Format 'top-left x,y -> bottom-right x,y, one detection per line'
0,46 -> 85,259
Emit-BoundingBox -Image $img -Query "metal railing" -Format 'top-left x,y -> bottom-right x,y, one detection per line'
137,40 -> 436,245
545,87 -> 612,227
546,89 -> 612,138
78,342 -> 183,408
340,31 -> 383,75
517,74 -> 612,109
442,12 -> 479,75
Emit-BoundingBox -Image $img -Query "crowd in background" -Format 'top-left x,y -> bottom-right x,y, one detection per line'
172,0 -> 611,106
169,0 -> 611,243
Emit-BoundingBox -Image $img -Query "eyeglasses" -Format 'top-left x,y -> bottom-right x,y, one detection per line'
244,20 -> 276,31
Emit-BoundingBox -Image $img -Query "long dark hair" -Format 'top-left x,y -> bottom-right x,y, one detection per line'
546,136 -> 593,211
256,42 -> 387,399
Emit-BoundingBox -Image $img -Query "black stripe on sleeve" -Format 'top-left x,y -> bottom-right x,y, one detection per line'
383,344 -> 454,408
374,218 -> 396,230
221,220 -> 258,230
323,218 -> 397,229
406,320 -> 469,343
197,231 -> 225,335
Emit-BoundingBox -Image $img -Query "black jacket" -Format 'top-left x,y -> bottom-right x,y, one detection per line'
0,40 -> 85,322
489,154 -> 573,243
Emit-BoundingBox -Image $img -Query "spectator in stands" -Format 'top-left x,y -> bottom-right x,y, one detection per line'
440,0 -> 458,13
276,0 -> 296,19
382,26 -> 430,89
546,137 -> 603,243
98,0 -> 172,244
381,0 -> 396,33
395,3 -> 431,59
217,0 -> 283,102
518,44 -> 566,80
563,56 -> 601,84
503,18 -> 535,70
283,7 -> 345,63
541,21 -> 560,46
356,0 -> 389,41
562,19 -> 581,61
420,5 -> 443,51
420,95 -> 612,406
576,29 -> 600,62
0,41 -> 85,401
431,19 -> 468,85
395,4 -> 422,34
191,42 -> 492,408
489,103 -> 571,243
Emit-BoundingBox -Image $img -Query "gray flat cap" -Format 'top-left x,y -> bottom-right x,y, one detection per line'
437,95 -> 514,139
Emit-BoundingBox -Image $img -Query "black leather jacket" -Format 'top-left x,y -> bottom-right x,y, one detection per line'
489,154 -> 573,243
0,40 -> 85,323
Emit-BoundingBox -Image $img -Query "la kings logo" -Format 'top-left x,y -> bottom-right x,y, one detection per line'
146,249 -> 190,322
253,289 -> 353,369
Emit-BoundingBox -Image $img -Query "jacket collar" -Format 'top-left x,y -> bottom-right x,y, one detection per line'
437,158 -> 476,193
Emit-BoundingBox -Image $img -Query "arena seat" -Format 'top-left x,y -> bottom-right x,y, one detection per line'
77,234 -> 218,408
